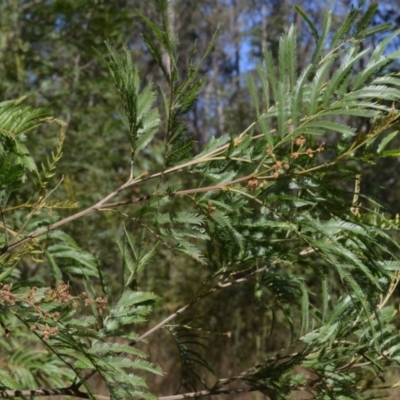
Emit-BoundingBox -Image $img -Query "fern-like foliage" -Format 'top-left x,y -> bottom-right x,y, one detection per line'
0,98 -> 50,206
99,41 -> 160,178
168,325 -> 214,393
138,0 -> 218,168
0,73 -> 162,400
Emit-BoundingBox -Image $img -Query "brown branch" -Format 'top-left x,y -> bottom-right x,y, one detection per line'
0,386 -> 259,400
98,174 -> 255,210
3,106 -> 375,257
0,171 -> 259,256
0,336 -> 378,400
158,387 -> 257,400
0,114 -> 264,257
0,180 -> 130,255
0,387 -> 90,399
131,265 -> 268,346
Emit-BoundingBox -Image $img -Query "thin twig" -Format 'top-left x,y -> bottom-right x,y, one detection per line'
79,265 -> 269,386
158,387 -> 257,400
0,387 -> 258,400
131,265 -> 269,346
0,387 -> 90,399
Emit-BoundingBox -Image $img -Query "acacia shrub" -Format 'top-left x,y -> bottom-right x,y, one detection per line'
1,3 -> 400,400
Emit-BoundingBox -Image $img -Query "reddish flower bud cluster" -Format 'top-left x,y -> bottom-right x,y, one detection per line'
84,296 -> 108,312
247,178 -> 258,190
0,285 -> 15,305
30,323 -> 59,341
291,136 -> 325,159
270,160 -> 290,179
0,282 -> 107,340
295,135 -> 305,147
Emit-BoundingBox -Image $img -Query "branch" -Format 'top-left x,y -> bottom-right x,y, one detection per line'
0,169 -> 259,257
98,174 -> 255,210
131,265 -> 268,346
79,265 -> 269,385
3,103 -> 382,257
0,179 -> 130,255
0,386 -> 260,400
0,117 -> 263,256
0,387 -> 91,399
158,387 -> 257,400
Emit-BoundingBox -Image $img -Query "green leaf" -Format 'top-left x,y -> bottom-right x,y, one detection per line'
330,8 -> 358,49
295,5 -> 318,41
377,131 -> 398,154
379,149 -> 400,157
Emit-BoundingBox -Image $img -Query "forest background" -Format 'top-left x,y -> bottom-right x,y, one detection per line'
2,0 -> 400,399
